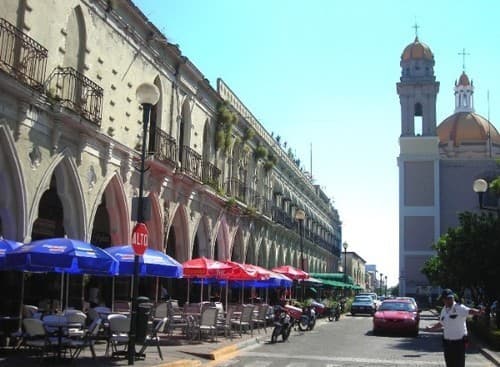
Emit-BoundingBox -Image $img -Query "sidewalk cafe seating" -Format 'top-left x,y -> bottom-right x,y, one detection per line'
192,307 -> 218,342
106,313 -> 130,357
23,318 -> 67,361
252,304 -> 269,333
231,304 -> 254,336
216,306 -> 235,340
68,318 -> 102,359
63,310 -> 87,338
137,317 -> 168,360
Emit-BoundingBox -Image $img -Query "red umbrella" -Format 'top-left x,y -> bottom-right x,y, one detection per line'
182,257 -> 232,303
182,257 -> 232,278
272,265 -> 309,280
222,260 -> 268,281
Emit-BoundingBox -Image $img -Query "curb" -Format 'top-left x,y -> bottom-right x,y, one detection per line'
209,336 -> 261,360
155,360 -> 203,367
479,348 -> 500,367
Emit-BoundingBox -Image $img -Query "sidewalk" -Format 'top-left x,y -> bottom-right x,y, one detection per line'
0,326 -> 265,367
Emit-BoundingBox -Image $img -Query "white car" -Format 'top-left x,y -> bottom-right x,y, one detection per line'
357,293 -> 381,309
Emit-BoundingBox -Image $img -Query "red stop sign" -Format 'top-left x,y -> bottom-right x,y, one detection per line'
132,223 -> 148,256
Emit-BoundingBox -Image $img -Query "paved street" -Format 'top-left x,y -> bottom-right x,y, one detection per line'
210,312 -> 495,367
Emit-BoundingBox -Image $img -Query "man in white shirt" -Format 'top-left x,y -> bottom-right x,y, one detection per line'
425,288 -> 484,367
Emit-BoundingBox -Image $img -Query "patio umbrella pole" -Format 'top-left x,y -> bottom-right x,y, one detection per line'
60,272 -> 64,312
17,272 -> 25,331
201,279 -> 204,304
65,273 -> 70,310
187,278 -> 190,303
225,281 -> 228,313
155,276 -> 159,304
111,277 -> 115,312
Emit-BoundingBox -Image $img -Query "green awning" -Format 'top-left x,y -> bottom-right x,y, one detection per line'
317,278 -> 351,289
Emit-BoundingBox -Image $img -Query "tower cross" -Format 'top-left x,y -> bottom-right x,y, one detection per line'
458,48 -> 470,71
413,22 -> 419,38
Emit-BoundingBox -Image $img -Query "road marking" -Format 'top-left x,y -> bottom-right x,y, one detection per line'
240,351 -> 490,366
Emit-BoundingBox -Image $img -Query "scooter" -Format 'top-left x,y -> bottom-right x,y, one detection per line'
326,303 -> 340,321
271,306 -> 293,343
298,305 -> 316,331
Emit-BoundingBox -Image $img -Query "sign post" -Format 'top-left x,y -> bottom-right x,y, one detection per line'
132,223 -> 148,256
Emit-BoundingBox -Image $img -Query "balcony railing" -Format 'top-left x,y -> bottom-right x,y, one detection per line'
46,66 -> 103,125
180,145 -> 202,180
151,128 -> 177,164
272,206 -> 294,229
0,18 -> 47,90
202,160 -> 221,190
225,178 -> 246,202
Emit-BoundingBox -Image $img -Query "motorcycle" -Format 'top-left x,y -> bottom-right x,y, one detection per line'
298,305 -> 316,331
271,306 -> 293,343
326,303 -> 341,322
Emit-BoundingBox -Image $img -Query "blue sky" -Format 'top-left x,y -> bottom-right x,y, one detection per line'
133,0 -> 500,286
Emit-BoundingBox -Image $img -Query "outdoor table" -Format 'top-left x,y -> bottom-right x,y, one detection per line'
43,317 -> 80,359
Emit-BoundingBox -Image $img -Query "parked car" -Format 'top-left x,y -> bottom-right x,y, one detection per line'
351,295 -> 376,316
358,292 -> 381,309
395,296 -> 418,310
372,299 -> 420,336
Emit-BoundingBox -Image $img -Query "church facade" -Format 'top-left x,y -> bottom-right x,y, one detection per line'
397,37 -> 500,297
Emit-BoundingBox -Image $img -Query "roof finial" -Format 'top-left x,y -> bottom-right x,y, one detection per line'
413,20 -> 419,39
458,48 -> 470,72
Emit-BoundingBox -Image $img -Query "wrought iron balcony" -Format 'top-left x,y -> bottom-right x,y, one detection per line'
225,178 -> 246,202
202,160 -> 221,190
272,206 -> 294,229
150,128 -> 177,164
0,18 -> 47,91
46,66 -> 103,125
180,145 -> 202,180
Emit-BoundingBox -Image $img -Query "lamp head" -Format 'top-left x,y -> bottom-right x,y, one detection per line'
295,209 -> 305,221
473,178 -> 488,193
342,242 -> 348,251
136,83 -> 160,105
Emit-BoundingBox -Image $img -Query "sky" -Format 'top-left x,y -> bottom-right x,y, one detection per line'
132,0 -> 500,287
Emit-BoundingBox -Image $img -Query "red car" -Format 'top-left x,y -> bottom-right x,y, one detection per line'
372,299 -> 420,336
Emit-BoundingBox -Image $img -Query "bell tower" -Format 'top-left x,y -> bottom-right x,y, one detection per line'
397,37 -> 440,136
396,34 -> 441,297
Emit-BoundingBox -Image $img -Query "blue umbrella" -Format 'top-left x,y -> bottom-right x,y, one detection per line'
5,237 -> 118,275
105,245 -> 183,278
0,237 -> 23,269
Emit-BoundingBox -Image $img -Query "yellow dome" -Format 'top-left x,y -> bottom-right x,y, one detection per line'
401,37 -> 434,61
457,72 -> 470,86
437,112 -> 500,146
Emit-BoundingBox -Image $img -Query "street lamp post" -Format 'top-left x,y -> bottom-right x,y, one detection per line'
384,275 -> 387,297
342,242 -> 348,294
473,178 -> 500,215
379,273 -> 383,296
295,209 -> 305,301
128,83 -> 160,365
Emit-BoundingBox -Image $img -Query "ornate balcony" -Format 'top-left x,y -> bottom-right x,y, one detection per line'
151,128 -> 177,164
272,206 -> 294,229
0,18 -> 47,91
46,66 -> 103,125
202,160 -> 221,190
180,145 -> 202,180
225,178 -> 246,202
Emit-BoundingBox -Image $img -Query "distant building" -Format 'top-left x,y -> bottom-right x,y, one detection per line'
397,37 -> 500,297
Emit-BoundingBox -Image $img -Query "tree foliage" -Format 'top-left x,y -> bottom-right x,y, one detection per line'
422,211 -> 500,301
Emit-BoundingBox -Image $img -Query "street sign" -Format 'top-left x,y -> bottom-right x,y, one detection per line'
132,223 -> 148,256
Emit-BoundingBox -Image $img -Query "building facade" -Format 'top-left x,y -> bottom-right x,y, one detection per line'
397,37 -> 500,297
0,0 -> 341,311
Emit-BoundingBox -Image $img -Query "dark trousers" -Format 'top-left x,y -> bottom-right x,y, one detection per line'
443,338 -> 465,367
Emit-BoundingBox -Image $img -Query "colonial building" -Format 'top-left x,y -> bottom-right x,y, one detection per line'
344,251 -> 366,291
0,0 -> 341,311
397,37 -> 500,297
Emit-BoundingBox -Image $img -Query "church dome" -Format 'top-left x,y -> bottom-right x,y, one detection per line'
437,112 -> 500,146
401,37 -> 434,61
